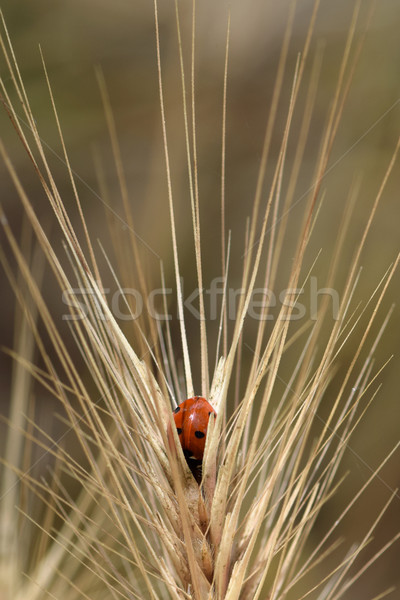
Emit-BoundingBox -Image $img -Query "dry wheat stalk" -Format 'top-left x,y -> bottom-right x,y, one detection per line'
0,1 -> 399,599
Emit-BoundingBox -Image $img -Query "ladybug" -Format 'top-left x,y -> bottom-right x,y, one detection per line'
170,396 -> 216,462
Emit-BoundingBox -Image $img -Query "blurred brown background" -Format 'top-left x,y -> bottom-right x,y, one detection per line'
1,0 -> 399,597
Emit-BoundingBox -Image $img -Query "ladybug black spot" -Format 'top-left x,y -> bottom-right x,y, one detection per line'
194,430 -> 205,439
173,406 -> 181,414
176,427 -> 183,435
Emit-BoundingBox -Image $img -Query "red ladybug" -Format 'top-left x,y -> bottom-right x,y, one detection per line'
171,396 -> 216,461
